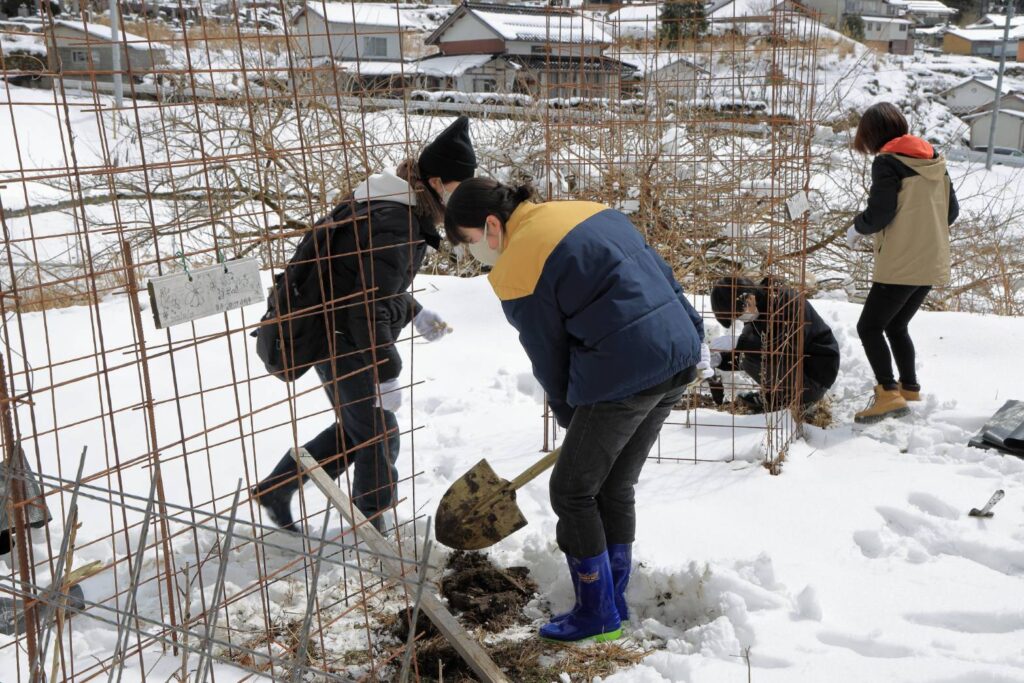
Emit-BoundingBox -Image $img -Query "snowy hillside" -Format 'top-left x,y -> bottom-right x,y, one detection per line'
3,274 -> 1023,681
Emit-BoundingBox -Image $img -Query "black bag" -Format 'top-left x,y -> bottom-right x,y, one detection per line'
252,199 -> 366,382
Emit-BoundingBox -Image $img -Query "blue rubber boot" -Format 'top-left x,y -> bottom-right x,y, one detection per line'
550,555 -> 581,624
608,543 -> 632,624
539,551 -> 622,643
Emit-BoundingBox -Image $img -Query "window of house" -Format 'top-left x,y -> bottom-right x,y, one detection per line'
71,50 -> 88,64
476,78 -> 496,92
362,36 -> 388,58
899,24 -> 907,32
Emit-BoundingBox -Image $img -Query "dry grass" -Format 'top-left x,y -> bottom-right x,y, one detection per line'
86,17 -> 288,52
88,16 -> 176,43
801,396 -> 835,429
411,636 -> 651,683
817,35 -> 858,59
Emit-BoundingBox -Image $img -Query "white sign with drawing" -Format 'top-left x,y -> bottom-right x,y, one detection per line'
785,190 -> 811,221
147,258 -> 264,329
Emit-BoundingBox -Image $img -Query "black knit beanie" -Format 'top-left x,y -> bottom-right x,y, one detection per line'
418,116 -> 477,183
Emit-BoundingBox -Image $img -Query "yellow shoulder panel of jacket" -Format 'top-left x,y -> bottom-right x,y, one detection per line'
488,201 -> 607,301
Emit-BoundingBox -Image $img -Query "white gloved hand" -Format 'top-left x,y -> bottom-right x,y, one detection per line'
846,225 -> 868,250
375,378 -> 402,413
696,343 -> 715,379
414,308 -> 451,342
710,334 -> 738,352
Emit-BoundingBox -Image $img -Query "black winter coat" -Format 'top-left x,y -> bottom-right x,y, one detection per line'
721,280 -> 840,394
322,200 -> 439,383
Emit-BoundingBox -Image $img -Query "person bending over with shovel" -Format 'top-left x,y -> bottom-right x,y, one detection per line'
444,178 -> 712,644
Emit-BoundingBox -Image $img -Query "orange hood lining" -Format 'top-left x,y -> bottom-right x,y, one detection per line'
880,135 -> 934,159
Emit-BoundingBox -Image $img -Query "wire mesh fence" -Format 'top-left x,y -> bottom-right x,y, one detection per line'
2,1 -> 820,679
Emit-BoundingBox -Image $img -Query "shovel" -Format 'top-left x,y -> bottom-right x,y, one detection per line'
435,447 -> 561,550
968,489 -> 1004,518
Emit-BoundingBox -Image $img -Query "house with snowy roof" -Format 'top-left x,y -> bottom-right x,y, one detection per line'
291,1 -> 448,62
943,25 -> 1023,59
962,108 -> 1024,152
966,13 -> 1024,30
422,2 -> 631,99
940,76 -> 1011,114
49,19 -> 167,82
967,91 -> 1024,115
604,4 -> 661,41
616,50 -> 710,101
885,0 -> 956,26
862,15 -> 913,54
708,0 -> 787,24
798,0 -> 952,30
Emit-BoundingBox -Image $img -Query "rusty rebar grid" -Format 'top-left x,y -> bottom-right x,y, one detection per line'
1,1 -> 821,678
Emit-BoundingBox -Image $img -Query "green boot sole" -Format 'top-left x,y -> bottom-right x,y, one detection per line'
540,627 -> 623,644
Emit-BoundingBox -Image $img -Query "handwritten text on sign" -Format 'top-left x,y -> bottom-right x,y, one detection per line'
147,258 -> 264,329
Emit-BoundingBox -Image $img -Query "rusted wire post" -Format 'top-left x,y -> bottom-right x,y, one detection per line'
0,355 -> 40,681
121,240 -> 180,652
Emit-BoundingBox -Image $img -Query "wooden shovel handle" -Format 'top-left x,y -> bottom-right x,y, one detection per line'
508,447 -> 561,491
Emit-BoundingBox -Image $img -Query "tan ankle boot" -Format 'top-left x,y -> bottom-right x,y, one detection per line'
899,383 -> 921,402
855,385 -> 911,424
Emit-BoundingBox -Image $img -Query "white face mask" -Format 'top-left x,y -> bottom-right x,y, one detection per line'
440,186 -> 453,206
738,311 -> 758,323
466,224 -> 503,267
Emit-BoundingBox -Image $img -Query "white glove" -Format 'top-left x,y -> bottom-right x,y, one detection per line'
710,334 -> 738,352
414,308 -> 451,342
375,378 -> 402,413
846,225 -> 869,250
696,343 -> 715,379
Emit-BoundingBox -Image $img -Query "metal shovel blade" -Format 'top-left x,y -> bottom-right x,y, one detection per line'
434,458 -> 526,551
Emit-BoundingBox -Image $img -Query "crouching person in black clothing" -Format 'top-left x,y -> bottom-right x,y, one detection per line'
708,276 -> 840,415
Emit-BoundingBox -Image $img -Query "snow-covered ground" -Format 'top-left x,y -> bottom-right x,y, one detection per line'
3,273 -> 1024,681
2,31 -> 1024,678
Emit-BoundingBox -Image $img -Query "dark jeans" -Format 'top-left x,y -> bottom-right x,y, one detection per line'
260,339 -> 400,524
549,381 -> 688,559
857,283 -> 931,389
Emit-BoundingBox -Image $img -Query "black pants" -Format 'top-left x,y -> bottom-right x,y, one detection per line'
261,338 -> 400,523
549,380 -> 688,559
857,283 -> 932,389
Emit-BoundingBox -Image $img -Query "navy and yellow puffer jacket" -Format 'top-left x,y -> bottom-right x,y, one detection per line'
487,200 -> 705,427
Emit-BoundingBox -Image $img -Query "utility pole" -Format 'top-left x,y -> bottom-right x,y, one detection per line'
984,0 -> 1014,170
109,0 -> 123,108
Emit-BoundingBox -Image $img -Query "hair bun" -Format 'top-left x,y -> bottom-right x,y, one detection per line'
512,184 -> 534,204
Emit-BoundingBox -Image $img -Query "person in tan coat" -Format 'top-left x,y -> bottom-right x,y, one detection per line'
847,102 -> 959,423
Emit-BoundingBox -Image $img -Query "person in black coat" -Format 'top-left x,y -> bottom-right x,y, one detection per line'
708,276 -> 840,414
252,117 -> 477,533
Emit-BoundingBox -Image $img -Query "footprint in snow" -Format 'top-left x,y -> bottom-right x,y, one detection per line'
904,610 -> 1024,635
852,493 -> 1024,576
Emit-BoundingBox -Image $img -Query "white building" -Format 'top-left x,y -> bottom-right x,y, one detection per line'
861,15 -> 913,54
616,50 -> 710,101
50,19 -> 167,83
291,2 -> 447,61
963,109 -> 1024,151
413,53 -> 511,92
941,76 -> 1004,114
968,91 -> 1024,115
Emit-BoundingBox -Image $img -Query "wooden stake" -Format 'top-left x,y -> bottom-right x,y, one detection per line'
291,449 -> 511,683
